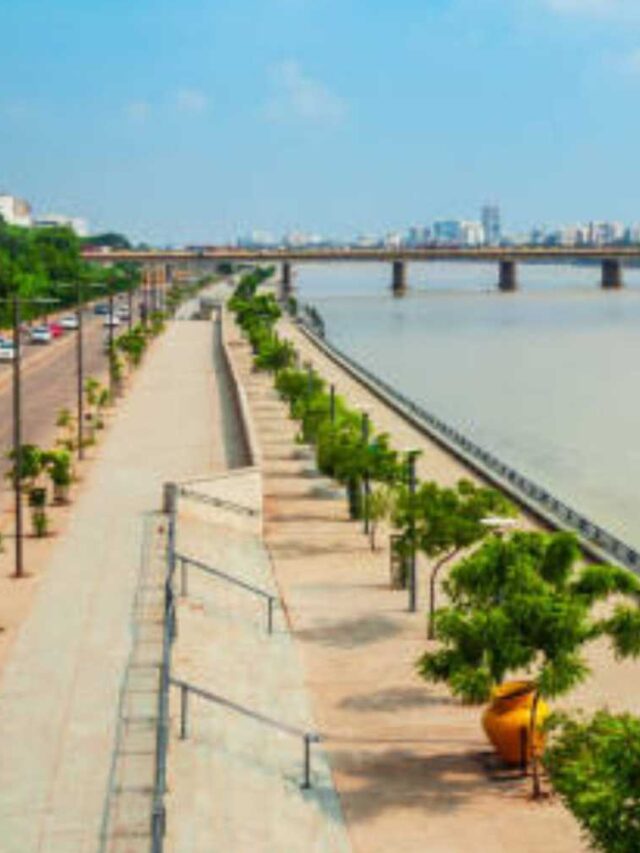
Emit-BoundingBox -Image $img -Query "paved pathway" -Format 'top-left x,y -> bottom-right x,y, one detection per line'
228,322 -> 588,853
166,500 -> 350,852
0,319 -> 223,852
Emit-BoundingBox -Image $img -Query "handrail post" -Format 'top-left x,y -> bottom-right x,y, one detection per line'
180,684 -> 189,740
181,558 -> 188,597
302,733 -> 313,789
267,596 -> 274,635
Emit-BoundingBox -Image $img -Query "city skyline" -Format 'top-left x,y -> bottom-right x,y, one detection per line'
4,1 -> 640,243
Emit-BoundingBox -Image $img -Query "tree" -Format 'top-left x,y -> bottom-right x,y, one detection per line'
417,531 -> 640,796
397,479 -> 514,639
544,710 -> 640,853
368,484 -> 397,551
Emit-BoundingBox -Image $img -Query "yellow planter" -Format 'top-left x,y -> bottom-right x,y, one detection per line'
481,680 -> 548,766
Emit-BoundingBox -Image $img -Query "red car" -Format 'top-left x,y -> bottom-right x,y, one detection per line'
48,322 -> 63,339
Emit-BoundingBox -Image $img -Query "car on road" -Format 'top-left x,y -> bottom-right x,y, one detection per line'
0,339 -> 17,361
60,314 -> 79,330
30,325 -> 53,344
93,302 -> 109,315
116,305 -> 130,320
103,315 -> 121,328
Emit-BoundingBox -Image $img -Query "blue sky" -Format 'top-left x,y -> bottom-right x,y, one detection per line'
2,0 -> 640,243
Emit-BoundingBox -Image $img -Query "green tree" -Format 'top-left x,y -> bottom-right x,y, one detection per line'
417,531 -> 640,796
544,710 -> 640,853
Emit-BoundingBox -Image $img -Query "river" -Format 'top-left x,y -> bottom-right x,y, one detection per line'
297,262 -> 640,548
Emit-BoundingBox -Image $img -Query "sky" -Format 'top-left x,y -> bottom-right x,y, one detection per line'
2,0 -> 640,243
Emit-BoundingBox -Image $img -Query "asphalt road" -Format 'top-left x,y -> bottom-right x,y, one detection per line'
0,312 -> 128,500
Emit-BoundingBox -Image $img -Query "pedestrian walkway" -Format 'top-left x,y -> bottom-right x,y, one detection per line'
163,445 -> 350,852
0,319 -> 226,852
227,319 -> 587,853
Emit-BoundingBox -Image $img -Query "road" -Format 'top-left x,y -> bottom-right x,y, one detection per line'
0,311 -> 130,500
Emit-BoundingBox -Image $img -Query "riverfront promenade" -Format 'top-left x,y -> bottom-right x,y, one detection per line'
227,317 -> 586,852
0,318 -> 222,851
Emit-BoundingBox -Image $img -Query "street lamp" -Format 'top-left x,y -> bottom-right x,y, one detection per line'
0,294 -> 58,579
56,280 -> 105,460
361,410 -> 371,535
405,449 -> 419,613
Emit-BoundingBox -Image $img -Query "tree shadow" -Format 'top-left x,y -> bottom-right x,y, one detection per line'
328,747 -> 527,823
339,686 -> 456,713
295,614 -> 402,648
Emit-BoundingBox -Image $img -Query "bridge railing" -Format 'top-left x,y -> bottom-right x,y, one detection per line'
296,313 -> 640,575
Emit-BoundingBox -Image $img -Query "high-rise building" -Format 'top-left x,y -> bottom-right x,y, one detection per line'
0,193 -> 32,227
481,204 -> 501,246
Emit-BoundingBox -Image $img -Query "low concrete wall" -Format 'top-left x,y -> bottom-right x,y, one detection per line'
219,308 -> 262,469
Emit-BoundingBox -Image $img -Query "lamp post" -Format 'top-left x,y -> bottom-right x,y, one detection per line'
361,411 -> 371,535
406,450 -> 419,613
0,295 -> 58,578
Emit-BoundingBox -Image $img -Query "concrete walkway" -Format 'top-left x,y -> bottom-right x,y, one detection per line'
0,319 -> 224,852
166,498 -> 350,852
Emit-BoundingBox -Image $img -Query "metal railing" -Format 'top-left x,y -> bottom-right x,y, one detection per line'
177,484 -> 259,518
170,677 -> 320,789
296,314 -> 640,574
151,512 -> 177,852
175,552 -> 278,634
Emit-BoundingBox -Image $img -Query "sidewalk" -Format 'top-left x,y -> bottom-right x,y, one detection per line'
165,497 -> 350,852
0,319 -> 225,852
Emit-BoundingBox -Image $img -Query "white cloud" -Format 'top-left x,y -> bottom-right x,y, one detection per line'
175,88 -> 209,115
265,60 -> 347,124
125,100 -> 151,124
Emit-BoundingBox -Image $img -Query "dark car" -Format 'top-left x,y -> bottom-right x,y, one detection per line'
93,303 -> 109,315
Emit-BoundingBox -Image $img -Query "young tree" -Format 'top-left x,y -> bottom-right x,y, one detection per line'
544,710 -> 640,853
417,531 -> 640,796
395,479 -> 514,638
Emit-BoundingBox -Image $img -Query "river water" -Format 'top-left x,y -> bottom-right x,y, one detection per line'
297,262 -> 640,548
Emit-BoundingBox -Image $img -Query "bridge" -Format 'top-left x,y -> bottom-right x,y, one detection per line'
82,246 -> 640,295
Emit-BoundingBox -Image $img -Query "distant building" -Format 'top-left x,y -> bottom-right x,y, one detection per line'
406,226 -> 430,247
236,230 -> 278,248
0,193 -> 32,227
34,213 -> 88,236
481,204 -> 501,246
433,220 -> 484,246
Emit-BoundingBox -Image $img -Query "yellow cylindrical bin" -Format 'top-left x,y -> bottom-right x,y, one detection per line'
481,681 -> 549,766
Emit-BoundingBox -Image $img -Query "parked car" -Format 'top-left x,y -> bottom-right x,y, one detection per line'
0,340 -> 17,361
30,325 -> 52,344
116,305 -> 131,320
93,302 -> 109,315
60,314 -> 79,330
48,322 -> 63,339
103,315 -> 121,328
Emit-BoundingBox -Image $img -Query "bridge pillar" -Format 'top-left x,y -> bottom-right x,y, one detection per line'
498,260 -> 518,292
280,261 -> 294,300
602,258 -> 623,289
391,260 -> 407,296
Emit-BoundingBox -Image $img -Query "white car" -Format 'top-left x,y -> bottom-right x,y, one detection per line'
0,341 -> 17,361
60,314 -> 79,330
30,325 -> 52,344
116,305 -> 130,320
103,315 -> 121,328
